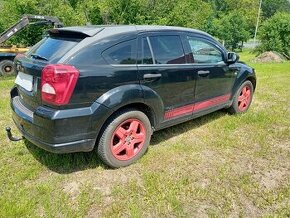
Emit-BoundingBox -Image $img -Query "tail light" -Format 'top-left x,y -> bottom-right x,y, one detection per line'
41,64 -> 79,105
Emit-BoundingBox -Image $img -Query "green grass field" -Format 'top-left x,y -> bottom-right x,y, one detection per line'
0,51 -> 289,217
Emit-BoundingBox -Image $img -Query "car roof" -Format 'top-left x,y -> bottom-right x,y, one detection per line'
57,25 -> 224,64
56,25 -> 212,38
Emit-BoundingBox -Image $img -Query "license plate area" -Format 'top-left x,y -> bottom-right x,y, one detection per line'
15,72 -> 33,92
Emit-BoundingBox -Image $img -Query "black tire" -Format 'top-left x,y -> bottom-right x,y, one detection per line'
97,109 -> 152,168
0,60 -> 15,76
228,80 -> 254,114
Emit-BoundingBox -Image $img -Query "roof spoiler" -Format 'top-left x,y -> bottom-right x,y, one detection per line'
48,27 -> 104,39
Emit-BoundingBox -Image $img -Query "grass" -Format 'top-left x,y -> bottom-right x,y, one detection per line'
0,50 -> 289,217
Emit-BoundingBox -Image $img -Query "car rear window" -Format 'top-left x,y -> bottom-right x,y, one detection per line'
28,37 -> 80,63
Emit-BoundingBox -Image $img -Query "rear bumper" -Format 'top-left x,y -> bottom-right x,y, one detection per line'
11,95 -> 109,153
14,119 -> 95,153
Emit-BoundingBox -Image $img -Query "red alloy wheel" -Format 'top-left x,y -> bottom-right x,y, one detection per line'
238,85 -> 252,112
110,118 -> 146,161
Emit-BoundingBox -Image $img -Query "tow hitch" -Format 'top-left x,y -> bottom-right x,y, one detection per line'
5,127 -> 24,142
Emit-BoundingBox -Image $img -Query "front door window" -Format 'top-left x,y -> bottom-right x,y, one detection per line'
187,37 -> 223,64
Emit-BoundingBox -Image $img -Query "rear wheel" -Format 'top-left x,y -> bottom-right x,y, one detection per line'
98,109 -> 152,168
228,80 -> 254,114
0,60 -> 15,76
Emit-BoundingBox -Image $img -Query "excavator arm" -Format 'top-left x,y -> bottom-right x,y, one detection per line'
0,15 -> 63,45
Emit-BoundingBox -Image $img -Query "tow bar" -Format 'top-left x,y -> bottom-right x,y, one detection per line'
5,127 -> 24,142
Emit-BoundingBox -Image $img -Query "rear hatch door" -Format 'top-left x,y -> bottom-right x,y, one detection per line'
14,27 -> 102,110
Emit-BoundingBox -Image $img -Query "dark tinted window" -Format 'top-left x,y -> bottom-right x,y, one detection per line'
102,39 -> 137,65
141,37 -> 153,64
187,37 -> 223,63
28,37 -> 79,62
149,35 -> 186,64
69,46 -> 105,66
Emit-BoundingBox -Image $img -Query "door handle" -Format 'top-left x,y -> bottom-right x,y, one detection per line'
143,73 -> 162,79
198,70 -> 210,77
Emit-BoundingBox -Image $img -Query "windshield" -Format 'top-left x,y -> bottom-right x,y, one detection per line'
27,37 -> 80,63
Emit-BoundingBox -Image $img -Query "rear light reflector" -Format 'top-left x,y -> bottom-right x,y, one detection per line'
41,64 -> 79,105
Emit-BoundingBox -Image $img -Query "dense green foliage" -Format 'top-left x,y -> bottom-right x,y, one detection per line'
262,0 -> 290,18
258,12 -> 290,57
0,0 -> 289,51
206,12 -> 251,50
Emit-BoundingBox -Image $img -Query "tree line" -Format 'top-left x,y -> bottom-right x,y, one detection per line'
0,0 -> 289,55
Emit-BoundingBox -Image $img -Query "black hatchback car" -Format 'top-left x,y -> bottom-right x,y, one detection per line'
10,25 -> 256,168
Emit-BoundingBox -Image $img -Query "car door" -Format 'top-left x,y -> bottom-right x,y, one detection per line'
137,33 -> 197,121
185,35 -> 236,112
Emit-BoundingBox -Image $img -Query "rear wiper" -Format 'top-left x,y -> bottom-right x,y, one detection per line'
31,53 -> 48,61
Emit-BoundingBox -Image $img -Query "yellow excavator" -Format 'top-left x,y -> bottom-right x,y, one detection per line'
0,15 -> 63,76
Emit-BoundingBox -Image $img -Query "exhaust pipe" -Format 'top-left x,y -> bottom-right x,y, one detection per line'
5,127 -> 24,141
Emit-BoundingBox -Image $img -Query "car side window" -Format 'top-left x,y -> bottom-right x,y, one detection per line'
187,37 -> 223,64
102,39 -> 137,65
149,35 -> 186,64
141,37 -> 154,64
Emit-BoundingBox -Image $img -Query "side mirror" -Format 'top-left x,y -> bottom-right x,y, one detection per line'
227,52 -> 239,63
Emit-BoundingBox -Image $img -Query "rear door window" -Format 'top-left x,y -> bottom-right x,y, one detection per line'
28,37 -> 80,63
141,37 -> 154,64
102,39 -> 137,65
149,35 -> 186,64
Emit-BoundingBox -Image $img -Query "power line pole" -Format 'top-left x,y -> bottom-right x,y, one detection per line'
254,0 -> 263,47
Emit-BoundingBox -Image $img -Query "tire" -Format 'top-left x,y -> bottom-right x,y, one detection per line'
97,109 -> 152,168
228,80 -> 254,114
0,60 -> 15,76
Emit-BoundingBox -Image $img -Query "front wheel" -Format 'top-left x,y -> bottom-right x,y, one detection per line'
97,110 -> 152,168
228,80 -> 254,114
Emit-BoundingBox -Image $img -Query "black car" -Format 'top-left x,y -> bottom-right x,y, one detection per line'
10,25 -> 256,168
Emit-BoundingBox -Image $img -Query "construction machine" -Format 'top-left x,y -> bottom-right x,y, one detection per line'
0,15 -> 63,76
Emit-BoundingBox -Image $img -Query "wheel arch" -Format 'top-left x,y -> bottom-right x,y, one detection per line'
111,102 -> 157,128
95,84 -> 164,128
246,76 -> 256,91
232,68 -> 257,99
92,84 -> 164,149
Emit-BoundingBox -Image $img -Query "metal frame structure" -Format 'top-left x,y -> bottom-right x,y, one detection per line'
0,14 -> 63,45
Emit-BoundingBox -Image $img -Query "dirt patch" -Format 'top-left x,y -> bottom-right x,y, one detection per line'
273,139 -> 290,152
254,168 -> 289,190
63,181 -> 81,198
86,206 -> 102,218
62,167 -> 143,198
237,192 -> 261,217
252,51 -> 285,63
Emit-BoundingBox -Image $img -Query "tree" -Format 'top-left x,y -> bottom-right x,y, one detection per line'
209,12 -> 251,50
1,0 -> 288,48
258,12 -> 290,58
262,0 -> 290,19
0,0 -> 86,46
225,0 -> 260,34
97,0 -> 143,24
134,0 -> 177,25
168,0 -> 213,29
76,0 -> 103,25
203,0 -> 260,39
